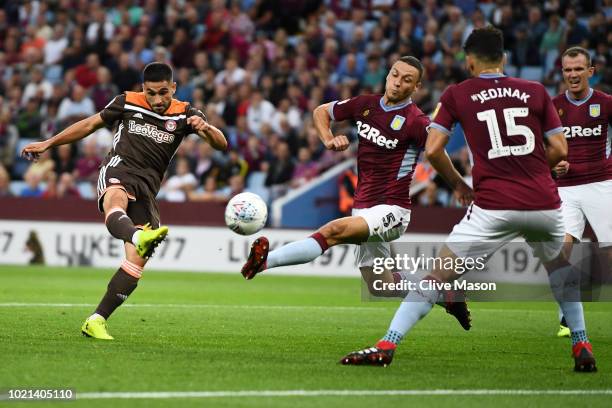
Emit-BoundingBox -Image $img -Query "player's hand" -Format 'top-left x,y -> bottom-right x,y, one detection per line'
454,181 -> 474,207
324,135 -> 349,151
21,140 -> 51,161
553,160 -> 570,176
187,115 -> 210,133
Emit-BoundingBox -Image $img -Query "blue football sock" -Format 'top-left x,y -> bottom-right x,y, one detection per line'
387,278 -> 440,339
266,238 -> 323,269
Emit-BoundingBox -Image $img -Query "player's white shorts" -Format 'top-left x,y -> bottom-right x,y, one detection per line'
558,180 -> 612,246
352,204 -> 411,267
446,204 -> 565,262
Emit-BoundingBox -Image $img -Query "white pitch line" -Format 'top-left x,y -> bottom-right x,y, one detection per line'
0,302 -> 385,311
0,303 -> 606,314
76,389 -> 612,399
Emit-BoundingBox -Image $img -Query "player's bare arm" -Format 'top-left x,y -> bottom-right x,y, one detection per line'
21,113 -> 105,161
425,127 -> 474,206
187,115 -> 228,151
545,132 -> 568,169
313,102 -> 349,151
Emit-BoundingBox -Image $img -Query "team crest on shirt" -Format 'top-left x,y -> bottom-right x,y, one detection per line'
589,104 -> 600,118
165,120 -> 177,131
390,115 -> 406,131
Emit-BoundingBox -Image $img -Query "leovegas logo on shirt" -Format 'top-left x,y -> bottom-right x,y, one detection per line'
356,120 -> 399,149
563,125 -> 603,138
128,120 -> 175,144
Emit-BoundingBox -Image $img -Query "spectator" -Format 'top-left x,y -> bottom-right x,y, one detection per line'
247,91 -> 276,137
215,174 -> 246,201
0,109 -> 19,169
52,144 -> 77,175
44,24 -> 68,65
0,164 -> 11,197
564,8 -> 589,48
291,147 -> 318,188
189,175 -> 221,202
540,14 -> 564,56
42,171 -> 80,199
174,67 -> 194,103
113,53 -> 140,92
74,53 -> 101,89
171,27 -> 196,69
218,149 -> 248,186
74,139 -> 102,184
20,171 -> 44,198
90,67 -> 119,112
129,34 -> 154,69
25,150 -> 54,180
22,66 -> 53,105
163,157 -> 198,202
16,98 -> 43,139
265,141 -> 294,187
85,6 -> 114,45
242,134 -> 266,173
57,84 -> 95,123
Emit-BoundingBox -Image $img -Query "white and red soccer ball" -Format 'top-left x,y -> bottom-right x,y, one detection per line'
224,192 -> 268,236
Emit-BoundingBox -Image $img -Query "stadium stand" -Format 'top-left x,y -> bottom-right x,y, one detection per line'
0,0 -> 610,216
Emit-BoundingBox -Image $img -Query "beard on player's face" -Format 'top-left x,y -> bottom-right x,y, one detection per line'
144,81 -> 175,113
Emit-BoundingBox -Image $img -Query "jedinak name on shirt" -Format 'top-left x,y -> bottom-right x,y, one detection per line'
470,88 -> 530,104
128,120 -> 175,144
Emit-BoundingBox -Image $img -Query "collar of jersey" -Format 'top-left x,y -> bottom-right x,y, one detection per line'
379,97 -> 412,112
478,73 -> 506,78
565,88 -> 593,106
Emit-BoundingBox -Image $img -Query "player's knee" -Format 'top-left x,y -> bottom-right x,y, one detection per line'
318,221 -> 346,244
103,189 -> 128,212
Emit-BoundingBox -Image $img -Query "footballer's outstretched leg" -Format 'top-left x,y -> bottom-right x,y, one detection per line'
241,237 -> 269,279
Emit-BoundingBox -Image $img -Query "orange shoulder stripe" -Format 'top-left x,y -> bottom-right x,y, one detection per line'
125,92 -> 150,109
166,99 -> 189,115
124,92 -> 188,115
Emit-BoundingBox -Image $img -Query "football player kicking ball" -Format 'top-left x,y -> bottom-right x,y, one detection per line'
340,27 -> 596,372
241,56 -> 470,328
552,46 -> 612,338
22,62 -> 227,339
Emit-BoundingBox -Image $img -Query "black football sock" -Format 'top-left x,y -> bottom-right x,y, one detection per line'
105,208 -> 138,243
94,264 -> 141,319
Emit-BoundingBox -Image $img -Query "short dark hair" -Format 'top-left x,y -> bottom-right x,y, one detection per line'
464,26 -> 504,63
397,56 -> 424,81
562,46 -> 592,66
143,62 -> 173,83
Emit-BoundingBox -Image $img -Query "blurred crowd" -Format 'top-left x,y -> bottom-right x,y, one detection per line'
0,0 -> 610,208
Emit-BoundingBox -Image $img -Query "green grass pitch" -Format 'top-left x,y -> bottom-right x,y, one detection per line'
1,265 -> 611,407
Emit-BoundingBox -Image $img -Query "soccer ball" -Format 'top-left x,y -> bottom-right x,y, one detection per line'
224,192 -> 268,235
